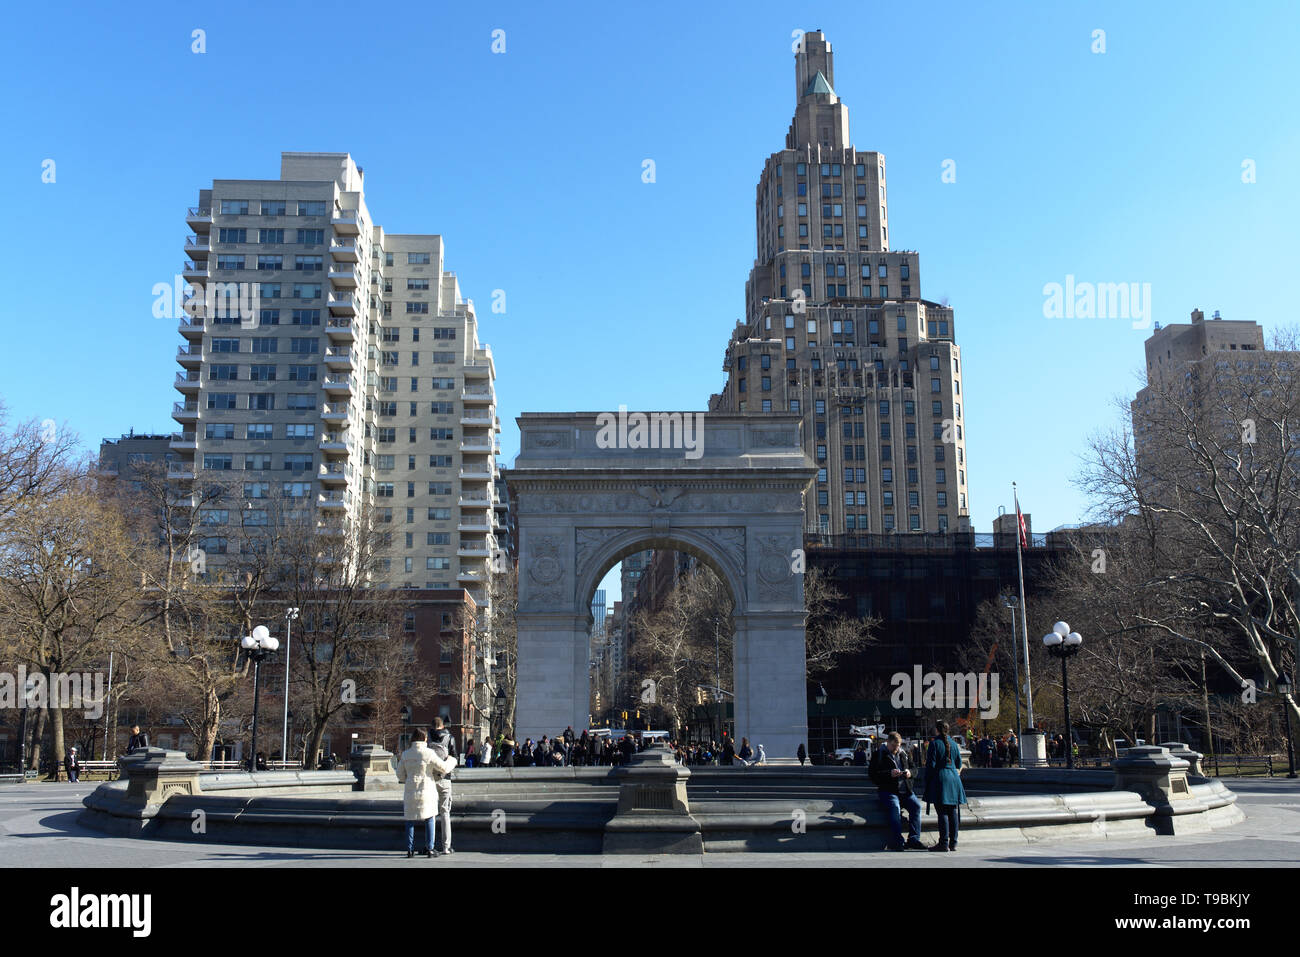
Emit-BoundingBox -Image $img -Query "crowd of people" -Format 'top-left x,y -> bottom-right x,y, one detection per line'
972,731 -> 1020,767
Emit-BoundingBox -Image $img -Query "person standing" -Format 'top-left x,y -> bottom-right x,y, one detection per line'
465,740 -> 477,768
797,743 -> 807,766
853,741 -> 869,766
721,737 -> 735,766
737,737 -> 753,766
127,725 -> 149,751
429,717 -> 460,855
65,747 -> 80,783
870,732 -> 925,851
924,720 -> 967,852
479,737 -> 493,768
395,729 -> 454,858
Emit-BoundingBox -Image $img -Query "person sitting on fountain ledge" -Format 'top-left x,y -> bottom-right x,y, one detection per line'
869,732 -> 926,851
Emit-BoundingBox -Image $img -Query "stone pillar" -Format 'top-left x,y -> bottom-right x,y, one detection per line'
603,742 -> 702,854
1158,741 -> 1205,777
117,747 -> 204,806
1019,729 -> 1048,767
1113,745 -> 1193,833
732,613 -> 807,763
350,744 -> 398,791
515,613 -> 588,741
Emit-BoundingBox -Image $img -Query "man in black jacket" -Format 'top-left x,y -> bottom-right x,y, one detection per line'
869,732 -> 926,851
127,725 -> 149,751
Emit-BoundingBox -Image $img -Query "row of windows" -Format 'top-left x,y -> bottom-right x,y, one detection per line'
207,364 -> 319,381
205,423 -> 316,440
203,453 -> 315,470
814,489 -> 953,508
216,229 -> 326,245
206,393 -> 317,410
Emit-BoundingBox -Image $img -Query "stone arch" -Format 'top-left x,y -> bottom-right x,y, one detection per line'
506,412 -> 817,761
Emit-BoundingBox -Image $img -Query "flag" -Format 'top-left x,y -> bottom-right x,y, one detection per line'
1015,495 -> 1028,549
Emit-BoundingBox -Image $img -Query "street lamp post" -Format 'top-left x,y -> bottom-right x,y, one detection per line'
281,606 -> 299,768
1277,673 -> 1297,779
494,686 -> 506,740
1003,594 -> 1024,759
1042,621 -> 1083,770
816,684 -> 828,764
241,625 -> 280,772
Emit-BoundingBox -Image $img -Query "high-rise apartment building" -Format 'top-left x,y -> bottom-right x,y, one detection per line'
709,32 -> 970,535
173,153 -> 503,605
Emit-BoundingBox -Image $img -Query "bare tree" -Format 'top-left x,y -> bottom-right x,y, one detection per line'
1077,327 -> 1300,731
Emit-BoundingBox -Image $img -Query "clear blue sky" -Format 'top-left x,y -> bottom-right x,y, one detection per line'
3,1 -> 1297,605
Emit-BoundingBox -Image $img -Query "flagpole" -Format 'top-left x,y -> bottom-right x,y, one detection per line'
1013,482 -> 1038,763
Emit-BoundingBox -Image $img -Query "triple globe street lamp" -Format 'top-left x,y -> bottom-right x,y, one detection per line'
1277,672 -> 1297,779
241,625 -> 280,772
1042,621 -> 1083,770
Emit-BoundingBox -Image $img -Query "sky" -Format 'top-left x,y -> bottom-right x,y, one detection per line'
2,1 -> 1297,606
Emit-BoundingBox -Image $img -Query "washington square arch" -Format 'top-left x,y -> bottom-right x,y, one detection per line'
505,411 -> 818,760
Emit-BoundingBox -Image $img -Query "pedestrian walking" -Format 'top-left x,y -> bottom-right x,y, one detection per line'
870,732 -> 925,851
428,717 -> 459,854
924,720 -> 967,852
465,740 -> 477,768
395,729 -> 455,858
797,743 -> 807,766
737,737 -> 753,766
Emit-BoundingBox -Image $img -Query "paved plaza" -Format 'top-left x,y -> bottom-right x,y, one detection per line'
3,778 -> 1297,868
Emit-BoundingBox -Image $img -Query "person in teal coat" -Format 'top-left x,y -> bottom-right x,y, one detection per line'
924,719 -> 967,851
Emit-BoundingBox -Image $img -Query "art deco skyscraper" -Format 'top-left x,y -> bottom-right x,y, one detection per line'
710,32 -> 971,535
173,152 -> 503,603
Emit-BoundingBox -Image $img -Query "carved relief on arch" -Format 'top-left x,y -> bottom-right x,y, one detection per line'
756,534 -> 797,601
525,533 -> 567,606
696,526 -> 745,581
574,527 -> 633,590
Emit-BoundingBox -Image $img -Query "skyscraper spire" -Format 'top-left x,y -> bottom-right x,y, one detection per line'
787,30 -> 849,151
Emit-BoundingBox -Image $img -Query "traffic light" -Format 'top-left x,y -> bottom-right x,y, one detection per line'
621,710 -> 628,720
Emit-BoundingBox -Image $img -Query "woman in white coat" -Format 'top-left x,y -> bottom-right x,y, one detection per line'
395,729 -> 456,858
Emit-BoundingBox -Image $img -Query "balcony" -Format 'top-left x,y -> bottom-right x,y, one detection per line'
170,431 -> 197,451
459,495 -> 491,509
457,569 -> 484,584
323,374 -> 353,396
186,206 -> 212,229
326,317 -> 355,341
463,359 -> 492,379
460,412 -> 493,428
332,208 -> 361,235
315,522 -> 346,537
178,315 -> 205,339
172,402 -> 199,423
460,438 -> 493,453
176,343 -> 202,367
319,463 -> 348,485
167,466 -> 196,481
324,347 -> 353,371
458,545 -> 492,559
174,371 -> 201,394
318,491 -> 347,510
182,260 -> 206,281
461,386 -> 494,405
459,467 -> 493,482
328,264 -> 359,287
328,292 -> 357,315
458,520 -> 491,532
184,235 -> 210,259
321,402 -> 349,423
319,433 -> 349,455
330,239 -> 360,262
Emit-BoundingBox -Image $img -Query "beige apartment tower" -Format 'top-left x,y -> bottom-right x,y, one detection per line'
173,153 -> 504,606
710,32 -> 971,535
